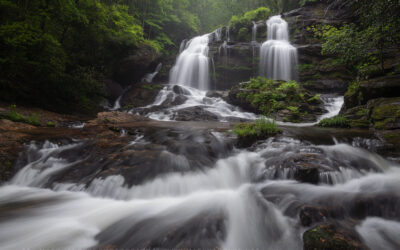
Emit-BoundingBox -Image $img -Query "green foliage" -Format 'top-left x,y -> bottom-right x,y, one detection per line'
308,94 -> 321,103
141,84 -> 162,90
5,105 -> 40,126
310,0 -> 400,77
229,7 -> 270,34
47,121 -> 56,127
233,118 -> 280,138
318,115 -> 349,128
235,77 -> 307,117
347,81 -> 360,96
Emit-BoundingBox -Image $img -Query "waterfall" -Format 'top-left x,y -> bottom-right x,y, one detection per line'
142,63 -> 162,83
226,26 -> 231,42
179,39 -> 187,53
252,21 -> 258,42
169,34 -> 210,90
259,15 -> 298,81
213,27 -> 223,42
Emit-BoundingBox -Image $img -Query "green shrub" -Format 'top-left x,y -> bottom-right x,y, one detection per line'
229,7 -> 270,34
233,118 -> 280,138
5,105 -> 40,126
25,114 -> 40,126
47,121 -> 56,127
318,115 -> 350,128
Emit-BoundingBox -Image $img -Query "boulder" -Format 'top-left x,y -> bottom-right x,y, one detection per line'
120,83 -> 163,109
303,223 -> 368,250
368,98 -> 400,130
113,45 -> 160,87
87,112 -> 150,126
103,79 -> 124,103
172,106 -> 220,121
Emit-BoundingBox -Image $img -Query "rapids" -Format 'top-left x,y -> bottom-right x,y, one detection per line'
0,133 -> 399,249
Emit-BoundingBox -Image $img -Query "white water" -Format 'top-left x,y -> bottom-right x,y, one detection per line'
142,63 -> 162,83
170,35 -> 211,90
252,21 -> 258,42
260,15 -> 298,81
141,85 -> 257,121
1,137 -> 400,249
139,83 -> 343,126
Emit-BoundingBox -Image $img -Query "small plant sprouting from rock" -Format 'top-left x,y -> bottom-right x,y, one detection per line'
318,115 -> 349,128
5,105 -> 40,126
233,117 -> 281,147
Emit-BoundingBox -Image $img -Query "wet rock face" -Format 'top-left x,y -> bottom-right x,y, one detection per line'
343,75 -> 400,111
96,211 -> 226,249
103,79 -> 124,103
13,124 -> 234,188
113,47 -> 160,87
284,3 -> 353,94
120,83 -> 163,109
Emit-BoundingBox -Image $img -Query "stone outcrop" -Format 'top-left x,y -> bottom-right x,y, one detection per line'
119,82 -> 163,109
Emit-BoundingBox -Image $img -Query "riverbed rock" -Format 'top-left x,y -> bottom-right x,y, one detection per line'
300,205 -> 330,227
172,106 -> 220,121
303,223 -> 368,250
87,111 -> 150,126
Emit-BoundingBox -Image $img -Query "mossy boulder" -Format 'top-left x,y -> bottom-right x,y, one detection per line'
342,106 -> 370,128
342,75 -> 400,111
228,77 -> 324,123
303,224 -> 368,250
369,98 -> 400,130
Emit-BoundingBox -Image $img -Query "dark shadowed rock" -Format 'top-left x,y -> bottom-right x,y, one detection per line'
120,83 -> 163,109
172,106 -> 220,121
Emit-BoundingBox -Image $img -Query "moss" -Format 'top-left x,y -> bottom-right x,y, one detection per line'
307,94 -> 321,104
383,130 -> 400,145
47,121 -> 56,127
372,104 -> 400,121
141,84 -> 162,91
298,63 -> 316,73
318,115 -> 350,128
303,225 -> 360,250
374,118 -> 396,130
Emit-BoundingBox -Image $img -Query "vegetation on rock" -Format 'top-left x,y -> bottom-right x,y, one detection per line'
229,77 -> 323,123
318,115 -> 349,128
233,117 -> 281,147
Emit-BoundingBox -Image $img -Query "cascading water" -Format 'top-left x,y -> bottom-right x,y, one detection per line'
169,35 -> 211,90
142,63 -> 162,83
259,15 -> 298,81
1,133 -> 400,249
252,21 -> 258,42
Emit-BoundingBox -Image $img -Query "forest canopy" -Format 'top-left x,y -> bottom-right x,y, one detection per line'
0,0 -> 307,113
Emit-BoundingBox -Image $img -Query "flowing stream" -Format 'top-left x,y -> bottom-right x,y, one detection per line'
1,12 -> 398,250
1,134 -> 399,249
